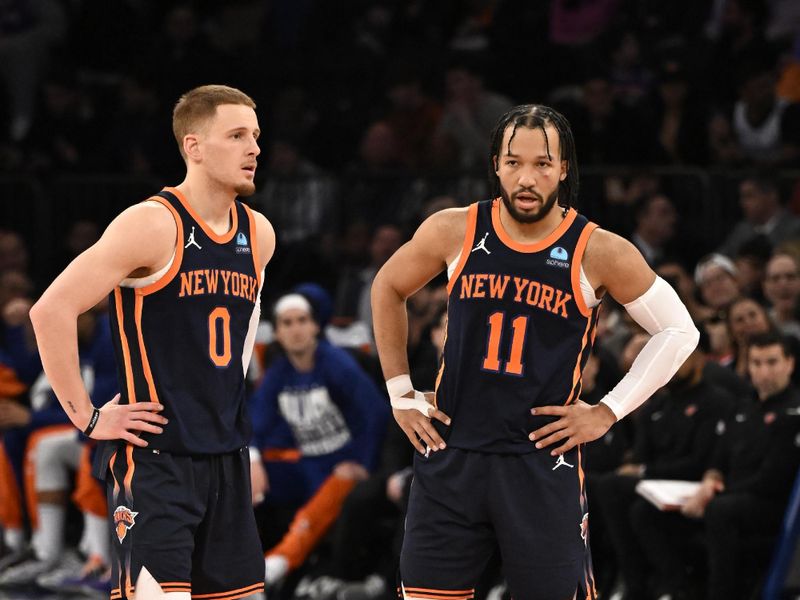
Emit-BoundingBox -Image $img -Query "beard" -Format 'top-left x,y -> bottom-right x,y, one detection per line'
500,184 -> 560,224
235,181 -> 257,197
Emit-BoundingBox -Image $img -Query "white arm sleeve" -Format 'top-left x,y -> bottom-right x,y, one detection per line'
599,276 -> 700,420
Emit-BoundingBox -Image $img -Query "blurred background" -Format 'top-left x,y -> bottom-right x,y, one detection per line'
1,0 -> 800,599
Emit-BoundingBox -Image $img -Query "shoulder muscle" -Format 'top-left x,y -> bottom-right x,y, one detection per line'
583,228 -> 656,305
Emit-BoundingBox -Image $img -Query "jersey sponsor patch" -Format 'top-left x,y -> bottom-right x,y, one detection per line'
236,232 -> 251,254
546,246 -> 570,268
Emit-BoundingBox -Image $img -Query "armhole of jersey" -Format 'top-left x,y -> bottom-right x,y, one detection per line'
136,198 -> 184,297
570,222 -> 599,318
242,269 -> 265,377
243,204 -> 262,288
446,203 -> 479,295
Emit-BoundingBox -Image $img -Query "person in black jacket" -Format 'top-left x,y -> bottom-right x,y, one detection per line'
632,331 -> 800,599
590,342 -> 734,599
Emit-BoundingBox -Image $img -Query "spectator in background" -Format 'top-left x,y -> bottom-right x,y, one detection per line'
591,339 -> 733,599
606,28 -> 653,109
101,75 -> 176,178
729,59 -> 800,166
718,173 -> 800,257
704,0 -> 771,107
581,348 -> 628,593
632,332 -> 800,600
695,253 -> 742,312
703,312 -> 736,369
649,57 -> 711,165
343,122 -> 425,226
733,234 -> 772,304
549,0 -> 620,46
334,224 -> 403,334
0,0 -> 66,142
561,68 -> 652,165
630,193 -> 679,266
258,137 -> 336,246
0,268 -> 38,390
249,293 -> 388,587
0,304 -> 115,592
764,252 -> 800,338
725,296 -> 800,384
432,53 -> 513,171
0,232 -> 29,275
657,261 -> 715,323
383,62 -> 442,170
25,70 -> 99,173
145,4 -> 225,111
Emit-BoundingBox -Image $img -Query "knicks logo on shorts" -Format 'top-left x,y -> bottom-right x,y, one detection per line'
580,513 -> 589,546
114,505 -> 139,543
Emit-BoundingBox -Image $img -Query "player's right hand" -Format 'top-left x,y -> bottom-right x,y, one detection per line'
89,394 -> 168,447
393,392 -> 451,455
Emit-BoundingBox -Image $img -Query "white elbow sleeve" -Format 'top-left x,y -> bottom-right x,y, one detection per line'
600,276 -> 700,420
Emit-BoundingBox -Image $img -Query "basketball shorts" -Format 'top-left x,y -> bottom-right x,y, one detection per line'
103,445 -> 264,599
400,446 -> 596,600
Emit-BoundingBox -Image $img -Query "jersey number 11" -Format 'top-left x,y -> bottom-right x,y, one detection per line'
482,312 -> 529,376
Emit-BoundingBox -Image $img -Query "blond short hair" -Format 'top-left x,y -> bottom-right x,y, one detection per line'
172,85 -> 256,158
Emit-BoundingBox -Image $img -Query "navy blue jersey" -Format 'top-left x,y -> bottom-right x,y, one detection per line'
108,187 -> 262,454
436,199 -> 600,453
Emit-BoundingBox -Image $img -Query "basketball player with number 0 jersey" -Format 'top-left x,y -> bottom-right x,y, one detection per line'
30,85 -> 274,600
371,105 -> 699,600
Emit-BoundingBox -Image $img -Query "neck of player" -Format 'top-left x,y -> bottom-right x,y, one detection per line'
175,175 -> 237,233
498,199 -> 565,243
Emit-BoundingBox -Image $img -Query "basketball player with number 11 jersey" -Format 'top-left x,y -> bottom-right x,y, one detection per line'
371,105 -> 699,600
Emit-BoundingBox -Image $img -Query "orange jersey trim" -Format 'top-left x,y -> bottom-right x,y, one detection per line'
123,444 -> 135,499
403,587 -> 474,595
446,203 -> 479,295
243,203 -> 262,288
564,316 -> 594,407
114,288 -> 136,404
570,222 -> 599,317
404,595 -> 474,600
491,199 -> 577,253
109,451 -> 120,498
191,582 -> 264,599
402,591 -> 475,600
164,186 -> 238,244
133,293 -> 159,405
138,196 -> 185,297
432,311 -> 448,409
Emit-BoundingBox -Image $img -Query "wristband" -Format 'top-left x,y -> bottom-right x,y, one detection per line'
386,374 -> 432,416
83,407 -> 101,437
386,374 -> 413,398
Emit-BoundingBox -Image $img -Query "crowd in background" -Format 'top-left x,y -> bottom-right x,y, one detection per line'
1,0 -> 800,599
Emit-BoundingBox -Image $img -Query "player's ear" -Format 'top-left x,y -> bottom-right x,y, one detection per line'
560,160 -> 568,181
183,134 -> 201,162
493,155 -> 499,174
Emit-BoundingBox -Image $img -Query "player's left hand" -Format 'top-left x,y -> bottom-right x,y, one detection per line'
529,400 -> 617,456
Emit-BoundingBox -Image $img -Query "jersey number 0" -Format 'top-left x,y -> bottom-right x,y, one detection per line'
482,312 -> 529,376
209,307 -> 232,367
